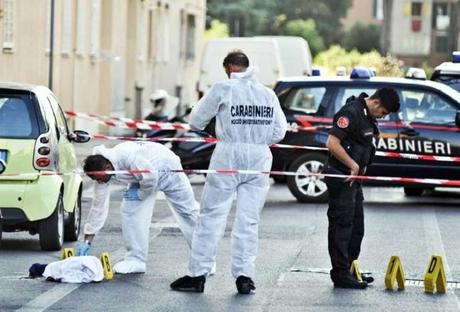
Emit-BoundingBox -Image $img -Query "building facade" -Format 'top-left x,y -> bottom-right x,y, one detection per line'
0,0 -> 206,132
382,0 -> 459,67
341,0 -> 383,29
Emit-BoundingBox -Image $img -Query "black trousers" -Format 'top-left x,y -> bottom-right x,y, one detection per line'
324,167 -> 364,282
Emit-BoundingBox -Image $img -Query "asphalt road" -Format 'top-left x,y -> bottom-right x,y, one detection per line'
1,173 -> 460,311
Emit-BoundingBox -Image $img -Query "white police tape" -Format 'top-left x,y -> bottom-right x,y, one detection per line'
2,169 -> 460,187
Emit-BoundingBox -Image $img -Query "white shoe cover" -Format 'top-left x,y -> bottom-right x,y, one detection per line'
113,260 -> 146,274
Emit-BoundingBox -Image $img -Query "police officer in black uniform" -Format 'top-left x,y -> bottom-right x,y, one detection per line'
325,87 -> 400,289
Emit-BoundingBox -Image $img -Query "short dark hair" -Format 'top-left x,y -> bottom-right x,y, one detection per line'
223,50 -> 249,68
370,87 -> 400,113
83,154 -> 110,173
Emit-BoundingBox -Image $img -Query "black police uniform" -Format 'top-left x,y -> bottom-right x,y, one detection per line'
324,92 -> 379,283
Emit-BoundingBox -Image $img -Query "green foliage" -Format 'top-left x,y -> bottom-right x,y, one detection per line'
343,22 -> 381,53
205,20 -> 229,41
206,0 -> 352,46
281,19 -> 325,57
314,45 -> 403,77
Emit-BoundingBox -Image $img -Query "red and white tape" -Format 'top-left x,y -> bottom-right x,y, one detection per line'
90,133 -> 460,164
65,110 -> 322,132
2,169 -> 460,187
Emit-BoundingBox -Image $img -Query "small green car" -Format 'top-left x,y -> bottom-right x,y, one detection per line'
0,83 -> 90,250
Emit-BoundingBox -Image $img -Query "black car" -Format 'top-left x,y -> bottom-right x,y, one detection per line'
172,69 -> 460,203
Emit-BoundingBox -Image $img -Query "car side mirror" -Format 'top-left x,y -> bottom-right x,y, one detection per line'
456,111 -> 460,128
69,130 -> 91,143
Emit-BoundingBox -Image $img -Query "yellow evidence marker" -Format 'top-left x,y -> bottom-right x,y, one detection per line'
424,255 -> 447,293
100,252 -> 114,280
384,256 -> 405,290
349,260 -> 363,282
60,248 -> 75,260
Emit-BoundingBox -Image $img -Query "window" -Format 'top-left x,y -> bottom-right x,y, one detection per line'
90,0 -> 101,57
61,0 -> 73,55
411,2 -> 422,17
284,87 -> 326,114
373,0 -> 383,20
48,95 -> 69,138
2,0 -> 15,51
0,96 -> 36,138
435,36 -> 449,53
138,3 -> 147,60
185,14 -> 196,60
333,88 -> 377,113
400,90 -> 456,124
432,3 -> 450,30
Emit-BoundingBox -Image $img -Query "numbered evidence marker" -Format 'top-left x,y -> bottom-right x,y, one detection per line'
385,256 -> 405,290
100,252 -> 114,280
424,255 -> 446,293
349,260 -> 363,282
60,248 -> 75,260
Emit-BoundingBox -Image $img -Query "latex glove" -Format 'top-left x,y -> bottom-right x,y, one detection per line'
123,187 -> 141,201
77,241 -> 91,256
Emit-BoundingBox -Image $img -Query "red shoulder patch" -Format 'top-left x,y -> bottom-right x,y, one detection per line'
337,116 -> 349,129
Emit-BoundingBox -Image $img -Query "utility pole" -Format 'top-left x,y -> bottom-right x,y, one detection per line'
48,0 -> 55,90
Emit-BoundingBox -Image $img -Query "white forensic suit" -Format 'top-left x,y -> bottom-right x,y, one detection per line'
188,66 -> 287,278
83,142 -> 199,273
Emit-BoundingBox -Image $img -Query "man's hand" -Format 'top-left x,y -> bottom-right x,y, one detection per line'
123,188 -> 141,201
77,241 -> 91,256
346,162 -> 360,183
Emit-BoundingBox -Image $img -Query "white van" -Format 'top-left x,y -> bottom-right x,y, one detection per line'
255,36 -> 312,77
198,38 -> 284,96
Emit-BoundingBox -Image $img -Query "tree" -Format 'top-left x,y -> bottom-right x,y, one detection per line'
281,19 -> 325,56
205,20 -> 229,41
206,0 -> 352,46
343,22 -> 381,53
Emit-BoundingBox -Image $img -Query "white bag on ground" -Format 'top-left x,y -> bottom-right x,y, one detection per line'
43,256 -> 104,283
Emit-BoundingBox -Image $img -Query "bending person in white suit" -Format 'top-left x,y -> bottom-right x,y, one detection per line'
77,141 -> 199,274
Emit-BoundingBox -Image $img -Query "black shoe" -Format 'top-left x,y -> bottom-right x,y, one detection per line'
333,275 -> 367,289
236,276 -> 256,294
170,275 -> 205,293
361,273 -> 374,284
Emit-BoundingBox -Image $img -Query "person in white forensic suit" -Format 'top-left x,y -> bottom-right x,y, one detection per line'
77,141 -> 199,274
170,51 -> 287,294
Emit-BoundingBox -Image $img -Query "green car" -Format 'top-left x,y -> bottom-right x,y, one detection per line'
0,83 -> 89,250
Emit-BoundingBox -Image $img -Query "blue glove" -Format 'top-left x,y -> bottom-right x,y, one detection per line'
77,241 -> 91,256
123,187 -> 141,201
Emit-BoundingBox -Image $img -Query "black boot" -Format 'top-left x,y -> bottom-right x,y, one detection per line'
333,274 -> 367,289
236,276 -> 256,294
170,275 -> 205,293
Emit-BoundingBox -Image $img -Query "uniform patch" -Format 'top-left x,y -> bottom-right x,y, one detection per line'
337,116 -> 349,129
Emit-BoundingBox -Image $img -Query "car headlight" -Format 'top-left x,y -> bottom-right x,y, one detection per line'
0,159 -> 5,174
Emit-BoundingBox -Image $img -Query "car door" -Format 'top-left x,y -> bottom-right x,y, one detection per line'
394,87 -> 460,180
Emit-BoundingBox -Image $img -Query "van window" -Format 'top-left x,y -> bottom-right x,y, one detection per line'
0,95 -> 39,138
284,87 -> 326,114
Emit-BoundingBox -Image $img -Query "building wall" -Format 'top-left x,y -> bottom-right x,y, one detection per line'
0,0 -> 205,133
342,0 -> 382,29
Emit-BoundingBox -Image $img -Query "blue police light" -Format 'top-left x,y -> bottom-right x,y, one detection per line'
312,67 -> 321,76
350,67 -> 371,79
452,51 -> 460,63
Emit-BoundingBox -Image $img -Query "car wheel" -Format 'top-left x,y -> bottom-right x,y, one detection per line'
404,187 -> 424,196
287,153 -> 328,203
64,190 -> 81,242
39,192 -> 64,251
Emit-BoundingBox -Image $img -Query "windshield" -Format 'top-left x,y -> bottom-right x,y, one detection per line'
0,94 -> 39,139
434,75 -> 460,93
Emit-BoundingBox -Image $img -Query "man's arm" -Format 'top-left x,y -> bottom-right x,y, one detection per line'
189,84 -> 223,131
270,91 -> 288,143
83,182 -> 111,238
326,134 -> 359,181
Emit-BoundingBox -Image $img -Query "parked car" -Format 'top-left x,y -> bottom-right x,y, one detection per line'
0,82 -> 90,250
431,51 -> 460,92
172,69 -> 460,203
